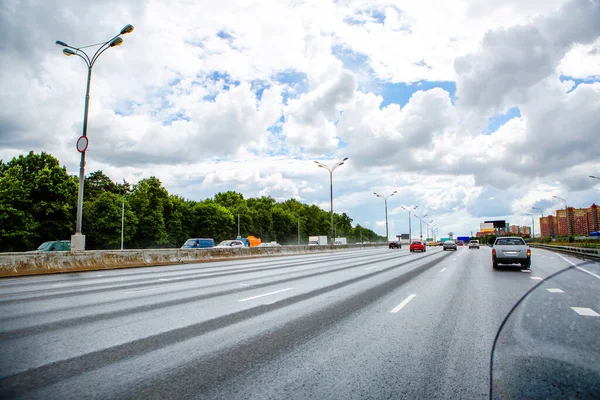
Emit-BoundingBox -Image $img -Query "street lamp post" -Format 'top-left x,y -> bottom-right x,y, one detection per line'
532,207 -> 544,239
57,24 -> 134,251
374,191 -> 397,243
401,205 -> 418,243
415,213 -> 428,241
553,196 -> 569,236
315,158 -> 348,245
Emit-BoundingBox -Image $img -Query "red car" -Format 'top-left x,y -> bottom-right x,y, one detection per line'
409,240 -> 426,252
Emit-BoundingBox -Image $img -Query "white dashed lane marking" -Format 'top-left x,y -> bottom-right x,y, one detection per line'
530,276 -> 543,280
546,288 -> 564,293
391,294 -> 417,313
571,307 -> 600,317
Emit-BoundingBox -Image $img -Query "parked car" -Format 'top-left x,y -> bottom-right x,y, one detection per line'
180,238 -> 215,249
33,240 -> 71,252
409,240 -> 426,252
389,241 -> 401,249
492,237 -> 531,269
468,240 -> 480,249
443,240 -> 457,251
215,240 -> 245,248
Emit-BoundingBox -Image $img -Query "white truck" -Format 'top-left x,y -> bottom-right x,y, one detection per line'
334,237 -> 347,245
308,235 -> 328,246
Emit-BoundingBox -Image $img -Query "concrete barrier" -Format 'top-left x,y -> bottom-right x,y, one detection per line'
0,244 -> 384,278
530,243 -> 600,259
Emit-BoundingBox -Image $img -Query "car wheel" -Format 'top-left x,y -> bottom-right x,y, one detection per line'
493,260 -> 498,269
523,260 -> 531,269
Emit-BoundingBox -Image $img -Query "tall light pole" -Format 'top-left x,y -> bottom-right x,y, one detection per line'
401,205 -> 418,243
374,191 -> 397,242
553,195 -> 569,236
121,198 -> 125,250
426,219 -> 433,241
532,207 -> 543,239
57,24 -> 134,251
315,158 -> 348,245
415,213 -> 428,241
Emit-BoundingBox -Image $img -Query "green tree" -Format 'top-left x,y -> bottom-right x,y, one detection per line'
0,152 -> 77,251
128,177 -> 170,248
190,201 -> 235,242
83,192 -> 137,249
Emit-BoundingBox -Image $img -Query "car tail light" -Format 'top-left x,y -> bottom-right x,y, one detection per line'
492,249 -> 496,257
527,249 -> 531,257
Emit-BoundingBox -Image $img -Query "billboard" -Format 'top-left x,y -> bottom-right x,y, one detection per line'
398,234 -> 410,240
485,220 -> 506,228
480,222 -> 495,232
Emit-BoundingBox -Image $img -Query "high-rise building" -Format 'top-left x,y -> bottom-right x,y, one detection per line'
587,203 -> 599,233
573,209 -> 588,236
521,226 -> 531,236
556,208 -> 574,236
509,225 -> 520,234
540,216 -> 556,237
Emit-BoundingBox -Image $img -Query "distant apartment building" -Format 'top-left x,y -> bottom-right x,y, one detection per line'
520,226 -> 531,236
587,203 -> 599,233
509,225 -> 520,234
542,203 -> 599,237
540,215 -> 556,237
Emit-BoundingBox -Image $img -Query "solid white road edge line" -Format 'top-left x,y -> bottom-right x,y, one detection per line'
238,287 -> 293,302
391,294 -> 417,313
547,288 -> 564,293
571,307 -> 600,317
557,254 -> 600,280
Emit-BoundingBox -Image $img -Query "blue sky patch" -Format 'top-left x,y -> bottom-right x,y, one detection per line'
484,107 -> 521,135
375,80 -> 456,108
216,30 -> 233,40
559,74 -> 600,93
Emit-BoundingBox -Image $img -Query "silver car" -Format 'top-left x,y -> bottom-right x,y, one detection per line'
492,237 -> 531,269
443,240 -> 457,251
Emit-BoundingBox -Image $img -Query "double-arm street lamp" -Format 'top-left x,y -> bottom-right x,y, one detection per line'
415,213 -> 428,241
374,191 -> 397,243
315,158 -> 348,245
552,195 -> 570,236
401,205 -> 418,243
57,24 -> 134,251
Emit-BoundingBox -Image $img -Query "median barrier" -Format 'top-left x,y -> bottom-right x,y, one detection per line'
0,244 -> 384,278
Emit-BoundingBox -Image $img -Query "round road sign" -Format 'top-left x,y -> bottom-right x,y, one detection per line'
76,136 -> 88,153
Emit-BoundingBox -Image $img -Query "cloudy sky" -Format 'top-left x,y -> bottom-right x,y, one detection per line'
1,0 -> 599,239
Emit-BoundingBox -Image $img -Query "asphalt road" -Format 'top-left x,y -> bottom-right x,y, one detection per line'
0,246 -> 598,399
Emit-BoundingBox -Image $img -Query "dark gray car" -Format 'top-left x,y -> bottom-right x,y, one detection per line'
443,240 -> 457,251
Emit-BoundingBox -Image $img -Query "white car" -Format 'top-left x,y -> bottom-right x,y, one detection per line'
215,240 -> 245,248
258,242 -> 281,247
468,240 -> 480,249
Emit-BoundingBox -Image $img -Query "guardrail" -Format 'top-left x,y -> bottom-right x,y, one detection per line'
0,244 -> 385,278
530,243 -> 600,259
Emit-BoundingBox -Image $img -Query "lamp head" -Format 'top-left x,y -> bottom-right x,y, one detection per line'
120,24 -> 134,35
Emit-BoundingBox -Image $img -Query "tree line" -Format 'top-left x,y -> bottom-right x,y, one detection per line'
0,152 -> 384,252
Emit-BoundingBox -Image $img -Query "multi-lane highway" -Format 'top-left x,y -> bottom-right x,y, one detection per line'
0,246 -> 598,399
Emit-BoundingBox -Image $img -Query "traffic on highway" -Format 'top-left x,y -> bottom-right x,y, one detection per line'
1,246 -> 598,399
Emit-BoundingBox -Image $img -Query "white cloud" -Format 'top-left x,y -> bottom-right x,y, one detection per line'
1,0 -> 598,240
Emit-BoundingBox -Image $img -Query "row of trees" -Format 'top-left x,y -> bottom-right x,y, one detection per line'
0,152 -> 384,252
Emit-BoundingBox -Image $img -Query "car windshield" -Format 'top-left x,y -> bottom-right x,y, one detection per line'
183,239 -> 198,246
36,242 -> 53,251
217,241 -> 233,246
496,238 -> 526,246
